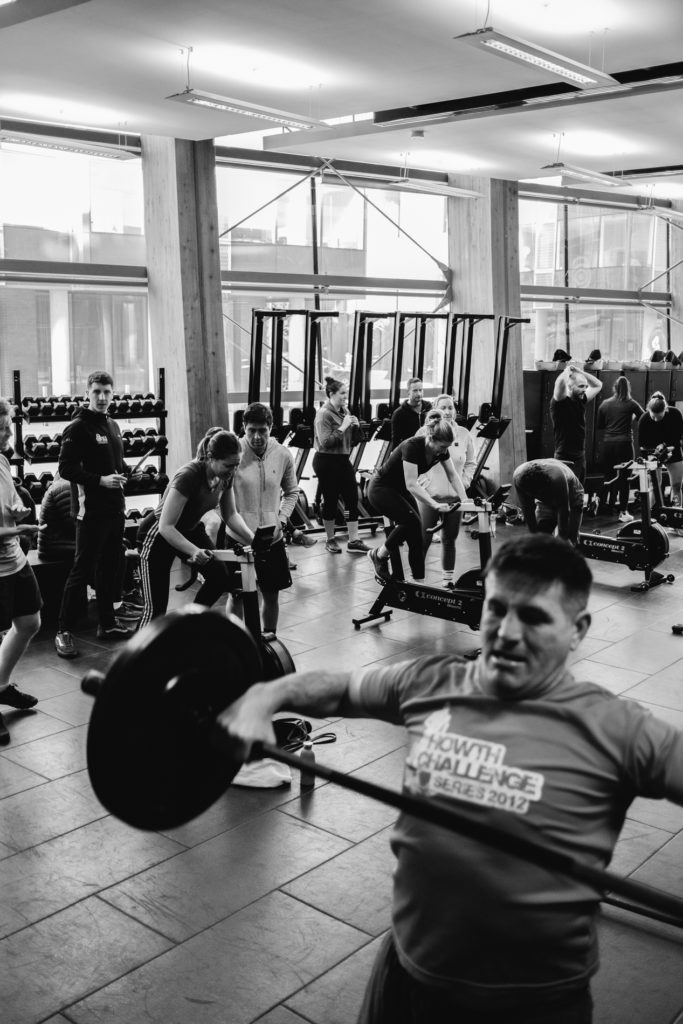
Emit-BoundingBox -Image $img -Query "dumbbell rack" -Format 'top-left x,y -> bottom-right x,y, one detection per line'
11,369 -> 168,516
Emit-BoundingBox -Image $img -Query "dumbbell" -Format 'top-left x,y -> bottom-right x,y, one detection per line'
141,399 -> 155,415
23,472 -> 38,490
25,400 -> 42,419
46,440 -> 60,459
151,399 -> 163,415
40,402 -> 54,419
127,508 -> 142,523
39,472 -> 54,497
130,438 -> 145,456
128,399 -> 142,415
141,506 -> 154,518
53,401 -> 67,418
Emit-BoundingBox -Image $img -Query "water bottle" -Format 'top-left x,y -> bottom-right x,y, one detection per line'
299,739 -> 316,789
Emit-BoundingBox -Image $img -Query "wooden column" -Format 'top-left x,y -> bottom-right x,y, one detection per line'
141,136 -> 228,472
447,176 -> 526,486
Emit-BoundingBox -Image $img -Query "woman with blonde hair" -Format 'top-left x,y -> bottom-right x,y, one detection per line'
417,394 -> 476,586
367,413 -> 467,584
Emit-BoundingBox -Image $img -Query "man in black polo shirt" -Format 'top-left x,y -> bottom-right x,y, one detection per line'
390,378 -> 432,450
550,361 -> 602,484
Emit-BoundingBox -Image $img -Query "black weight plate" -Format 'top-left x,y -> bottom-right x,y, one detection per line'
86,605 -> 264,830
261,637 -> 296,680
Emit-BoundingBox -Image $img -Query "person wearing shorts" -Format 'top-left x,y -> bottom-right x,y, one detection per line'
230,402 -> 299,636
0,400 -> 42,744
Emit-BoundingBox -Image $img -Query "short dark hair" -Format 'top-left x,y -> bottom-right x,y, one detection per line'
406,377 -> 423,389
513,461 -> 567,503
243,402 -> 273,428
87,370 -> 114,388
485,533 -> 592,608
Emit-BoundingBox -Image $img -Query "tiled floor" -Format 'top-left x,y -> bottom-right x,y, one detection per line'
2,520 -> 683,1024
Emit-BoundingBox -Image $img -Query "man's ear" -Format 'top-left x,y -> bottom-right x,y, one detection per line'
570,610 -> 591,650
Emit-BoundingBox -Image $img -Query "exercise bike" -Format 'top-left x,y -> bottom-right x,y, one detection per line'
577,458 -> 674,592
646,444 -> 683,534
352,494 -> 503,632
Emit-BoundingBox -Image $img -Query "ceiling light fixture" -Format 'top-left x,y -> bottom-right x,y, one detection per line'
166,87 -> 328,130
0,130 -> 138,160
455,27 -> 618,89
388,178 -> 484,199
541,160 -> 629,188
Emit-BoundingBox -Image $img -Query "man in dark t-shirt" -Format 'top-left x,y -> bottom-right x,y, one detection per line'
550,362 -> 602,484
513,458 -> 584,545
390,378 -> 432,450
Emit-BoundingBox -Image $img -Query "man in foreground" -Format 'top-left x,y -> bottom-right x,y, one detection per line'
219,533 -> 683,1023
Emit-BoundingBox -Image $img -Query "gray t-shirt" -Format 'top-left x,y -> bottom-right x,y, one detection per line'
0,454 -> 26,577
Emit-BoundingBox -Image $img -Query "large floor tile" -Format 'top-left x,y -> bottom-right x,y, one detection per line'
284,933 -> 383,1024
588,629 -> 683,674
0,771 -> 106,853
33,688 -> 95,726
283,826 -> 395,935
0,815 -> 184,939
67,891 -> 368,1024
100,811 -> 351,942
0,896 -> 172,1024
0,708 -> 72,747
587,603 -> 663,642
627,794 -> 683,834
0,756 -> 46,799
567,658 -> 648,695
622,669 -> 683,712
2,724 -> 87,780
593,910 -> 683,1024
609,818 -> 674,878
630,830 -> 683,899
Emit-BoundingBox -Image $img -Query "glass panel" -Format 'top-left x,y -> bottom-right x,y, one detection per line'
0,147 -> 145,265
519,301 -> 568,369
222,291 -> 447,425
216,167 -> 314,275
518,301 -> 672,369
519,199 -> 563,287
216,165 -> 448,282
0,285 -> 149,399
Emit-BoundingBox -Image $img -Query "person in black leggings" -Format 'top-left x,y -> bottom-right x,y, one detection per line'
367,414 -> 466,583
595,376 -> 643,521
313,376 -> 371,555
138,427 -> 253,628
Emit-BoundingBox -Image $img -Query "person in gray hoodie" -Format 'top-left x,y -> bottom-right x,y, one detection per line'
231,403 -> 299,636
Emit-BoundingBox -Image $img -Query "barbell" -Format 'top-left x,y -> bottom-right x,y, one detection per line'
81,604 -> 683,927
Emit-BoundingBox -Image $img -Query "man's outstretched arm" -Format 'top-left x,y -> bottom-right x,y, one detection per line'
217,670 -> 353,758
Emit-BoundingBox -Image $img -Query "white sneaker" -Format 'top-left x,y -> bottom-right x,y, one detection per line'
618,511 -> 634,523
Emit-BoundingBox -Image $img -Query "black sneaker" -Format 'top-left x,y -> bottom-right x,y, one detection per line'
115,601 -> 143,621
367,547 -> 391,583
347,539 -> 371,553
55,631 -> 79,659
0,685 -> 38,709
121,589 -> 144,609
0,713 -> 8,746
97,620 -> 134,640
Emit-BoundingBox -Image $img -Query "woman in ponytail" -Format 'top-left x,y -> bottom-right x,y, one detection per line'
638,391 -> 683,514
138,427 -> 253,627
367,411 -> 467,585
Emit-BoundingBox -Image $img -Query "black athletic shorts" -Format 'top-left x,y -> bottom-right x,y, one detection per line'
0,562 -> 43,630
254,537 -> 292,593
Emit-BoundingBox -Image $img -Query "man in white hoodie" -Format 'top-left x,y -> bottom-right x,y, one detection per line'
232,403 -> 299,636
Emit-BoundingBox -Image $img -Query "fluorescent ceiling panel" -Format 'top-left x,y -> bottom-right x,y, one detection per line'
455,27 -> 619,89
541,161 -> 628,187
0,130 -> 138,159
166,89 -> 328,131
